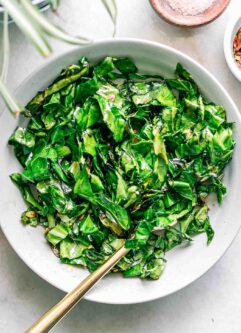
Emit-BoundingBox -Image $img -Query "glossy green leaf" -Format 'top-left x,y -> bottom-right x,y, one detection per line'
47,223 -> 70,245
9,57 -> 234,281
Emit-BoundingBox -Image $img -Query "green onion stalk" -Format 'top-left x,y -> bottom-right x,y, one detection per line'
0,0 -> 117,116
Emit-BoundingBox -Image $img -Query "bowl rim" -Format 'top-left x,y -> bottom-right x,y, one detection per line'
1,37 -> 241,304
224,12 -> 241,81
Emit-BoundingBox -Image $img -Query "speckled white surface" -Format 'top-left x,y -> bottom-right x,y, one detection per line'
1,0 -> 241,332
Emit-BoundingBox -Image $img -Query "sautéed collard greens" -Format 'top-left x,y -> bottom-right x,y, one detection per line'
9,57 -> 234,279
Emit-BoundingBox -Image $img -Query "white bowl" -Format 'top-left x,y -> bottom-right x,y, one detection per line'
224,13 -> 241,81
1,38 -> 241,304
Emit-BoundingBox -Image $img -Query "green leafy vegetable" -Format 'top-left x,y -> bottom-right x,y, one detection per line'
47,223 -> 70,245
9,57 -> 234,280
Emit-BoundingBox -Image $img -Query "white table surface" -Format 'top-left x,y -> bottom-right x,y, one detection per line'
1,0 -> 241,332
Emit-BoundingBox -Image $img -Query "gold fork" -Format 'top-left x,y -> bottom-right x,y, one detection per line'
25,245 -> 129,333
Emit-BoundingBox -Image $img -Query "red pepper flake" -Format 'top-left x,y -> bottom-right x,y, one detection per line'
233,28 -> 241,68
107,94 -> 116,102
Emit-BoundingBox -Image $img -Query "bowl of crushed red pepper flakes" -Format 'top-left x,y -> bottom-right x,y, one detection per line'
224,14 -> 241,81
233,28 -> 241,68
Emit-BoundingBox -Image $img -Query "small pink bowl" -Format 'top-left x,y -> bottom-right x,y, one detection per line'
150,0 -> 230,27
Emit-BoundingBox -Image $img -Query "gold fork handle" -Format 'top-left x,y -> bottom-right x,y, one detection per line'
25,246 -> 129,333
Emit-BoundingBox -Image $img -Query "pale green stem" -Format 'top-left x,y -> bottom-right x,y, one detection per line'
101,0 -> 118,36
1,11 -> 10,82
0,79 -> 24,116
0,0 -> 52,57
20,0 -> 92,44
48,0 -> 60,11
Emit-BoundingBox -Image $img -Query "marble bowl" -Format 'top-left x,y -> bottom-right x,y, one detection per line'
150,0 -> 230,27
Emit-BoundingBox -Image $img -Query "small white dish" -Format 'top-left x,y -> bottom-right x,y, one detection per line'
1,38 -> 241,304
224,13 -> 241,81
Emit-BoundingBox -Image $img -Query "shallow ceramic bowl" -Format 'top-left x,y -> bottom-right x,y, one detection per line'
224,13 -> 241,81
1,39 -> 241,304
